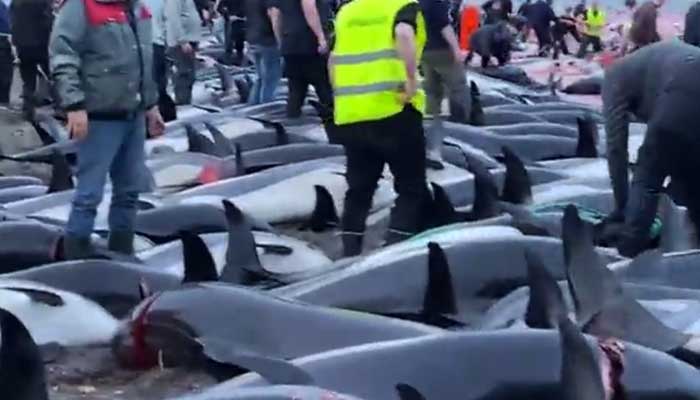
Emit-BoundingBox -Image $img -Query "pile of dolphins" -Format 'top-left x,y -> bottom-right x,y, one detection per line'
2,49 -> 700,400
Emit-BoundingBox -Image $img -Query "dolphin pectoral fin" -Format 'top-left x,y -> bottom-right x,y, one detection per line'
203,122 -> 236,157
307,185 -> 339,233
198,337 -> 314,385
180,231 -> 219,283
501,146 -> 532,205
2,287 -> 64,306
395,384 -> 427,400
423,242 -> 457,317
575,116 -> 598,158
247,117 -> 289,145
0,308 -> 49,400
220,200 -> 272,284
525,250 -> 567,329
47,151 -> 74,193
254,243 -> 293,255
558,317 -> 606,400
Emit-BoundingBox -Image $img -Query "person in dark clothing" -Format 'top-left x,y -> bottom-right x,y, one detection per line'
627,0 -> 662,52
10,0 -> 53,120
468,21 -> 512,67
552,8 -> 582,56
516,0 -> 533,42
573,0 -> 586,18
216,0 -> 246,65
483,0 -> 511,24
419,0 -> 470,123
268,0 -> 334,124
603,41 -> 700,257
685,1 -> 700,46
246,0 -> 281,104
528,0 -> 557,56
0,1 -> 12,106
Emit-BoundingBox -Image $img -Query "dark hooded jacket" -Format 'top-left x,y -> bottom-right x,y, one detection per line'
684,1 -> 700,47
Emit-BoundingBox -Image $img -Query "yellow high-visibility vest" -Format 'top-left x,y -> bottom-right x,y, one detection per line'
585,8 -> 606,37
332,0 -> 426,126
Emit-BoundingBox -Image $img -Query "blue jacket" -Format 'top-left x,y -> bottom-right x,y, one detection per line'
0,1 -> 10,35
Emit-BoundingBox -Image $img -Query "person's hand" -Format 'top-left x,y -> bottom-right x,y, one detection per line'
67,110 -> 88,141
397,78 -> 417,104
181,42 -> 194,55
317,36 -> 328,54
453,49 -> 467,64
146,107 -> 165,138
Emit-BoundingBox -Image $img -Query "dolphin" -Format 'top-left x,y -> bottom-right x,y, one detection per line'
0,151 -> 73,204
482,110 -> 547,126
171,385 -> 368,400
488,102 -> 600,114
562,74 -> 604,95
110,282 -> 442,372
0,308 -> 48,400
532,110 -> 604,126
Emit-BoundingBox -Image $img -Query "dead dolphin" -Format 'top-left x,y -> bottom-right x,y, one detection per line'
171,385 -> 367,400
482,110 -> 547,126
562,74 -> 604,95
0,308 -> 48,400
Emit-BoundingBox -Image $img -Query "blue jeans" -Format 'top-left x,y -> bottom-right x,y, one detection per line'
248,45 -> 282,105
66,114 -> 146,237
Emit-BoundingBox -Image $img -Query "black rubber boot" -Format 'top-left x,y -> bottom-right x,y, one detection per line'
108,231 -> 135,256
62,235 -> 95,260
341,233 -> 363,258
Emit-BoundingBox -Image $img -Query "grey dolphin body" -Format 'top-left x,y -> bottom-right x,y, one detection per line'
487,122 -> 579,139
0,221 -> 63,273
0,185 -> 50,204
532,111 -> 604,126
562,74 -> 604,95
171,385 -> 367,400
111,283 -> 441,371
0,176 -> 44,190
0,308 -> 48,400
487,102 -> 599,114
213,331 -> 700,400
482,110 -> 546,126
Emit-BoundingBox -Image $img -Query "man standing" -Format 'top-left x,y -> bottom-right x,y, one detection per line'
603,41 -> 700,257
268,0 -> 333,121
331,0 -> 430,255
0,0 -> 12,107
627,0 -> 664,52
145,0 -> 175,120
246,0 -> 281,104
10,0 -> 53,120
215,0 -> 245,65
165,0 -> 202,105
576,0 -> 606,58
50,0 -> 165,258
528,0 -> 557,56
419,0 -> 469,123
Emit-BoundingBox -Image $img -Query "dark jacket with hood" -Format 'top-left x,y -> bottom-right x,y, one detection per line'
10,0 -> 54,47
684,1 -> 700,47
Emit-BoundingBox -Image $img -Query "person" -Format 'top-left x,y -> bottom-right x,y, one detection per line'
145,0 -> 176,121
246,0 -> 281,104
627,0 -> 663,52
0,0 -> 11,107
573,0 -> 586,18
50,0 -> 165,258
552,7 -> 581,56
528,0 -> 557,56
459,0 -> 481,50
267,0 -> 334,123
516,0 -> 532,41
331,0 -> 431,255
483,0 -> 510,24
165,0 -> 202,105
215,0 -> 246,65
468,20 -> 512,67
419,0 -> 470,123
684,1 -> 700,46
10,0 -> 53,120
576,0 -> 605,58
603,41 -> 700,257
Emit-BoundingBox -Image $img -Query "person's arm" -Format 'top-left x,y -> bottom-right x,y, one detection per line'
395,22 -> 418,102
301,0 -> 326,52
49,0 -> 86,111
267,5 -> 282,46
603,68 -> 631,214
165,0 -> 185,47
442,25 -> 465,62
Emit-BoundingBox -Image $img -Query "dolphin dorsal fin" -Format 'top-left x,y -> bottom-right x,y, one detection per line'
525,250 -> 567,329
559,318 -> 606,400
501,146 -> 532,205
180,231 -> 219,283
203,122 -> 235,157
47,151 -> 74,193
575,116 -> 598,158
309,185 -> 339,232
395,384 -> 427,400
467,155 -> 500,220
219,200 -> 269,284
423,242 -> 457,317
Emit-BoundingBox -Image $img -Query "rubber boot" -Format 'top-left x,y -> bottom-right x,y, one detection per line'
62,235 -> 94,260
341,233 -> 363,258
108,231 -> 135,256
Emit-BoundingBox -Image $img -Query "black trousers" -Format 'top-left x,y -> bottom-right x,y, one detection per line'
533,25 -> 552,52
16,45 -> 50,101
576,34 -> 603,58
225,18 -> 245,61
153,44 -> 169,97
619,90 -> 700,257
337,106 -> 429,243
0,37 -> 13,104
283,54 -> 334,120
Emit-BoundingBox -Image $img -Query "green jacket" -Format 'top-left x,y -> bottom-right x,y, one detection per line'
49,0 -> 158,114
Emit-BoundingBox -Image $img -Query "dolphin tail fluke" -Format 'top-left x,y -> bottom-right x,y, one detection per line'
0,308 -> 49,400
180,231 -> 219,283
423,242 -> 458,318
47,151 -> 74,193
158,93 -> 178,123
525,250 -> 566,329
501,146 -> 533,205
219,200 -> 270,285
247,117 -> 289,145
204,122 -> 235,157
198,337 -> 314,385
429,182 -> 459,226
395,384 -> 427,400
309,185 -> 339,232
659,193 -> 696,253
466,154 -> 500,221
575,116 -> 598,158
558,318 -> 606,400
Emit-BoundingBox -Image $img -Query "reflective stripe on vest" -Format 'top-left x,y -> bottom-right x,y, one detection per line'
332,0 -> 426,126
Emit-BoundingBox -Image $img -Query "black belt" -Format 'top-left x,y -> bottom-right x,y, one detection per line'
88,110 -> 143,121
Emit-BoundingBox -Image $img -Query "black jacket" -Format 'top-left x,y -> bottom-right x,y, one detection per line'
684,1 -> 700,46
10,0 -> 53,48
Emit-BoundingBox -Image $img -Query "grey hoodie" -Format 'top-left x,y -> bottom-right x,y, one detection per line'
164,0 -> 202,47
